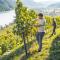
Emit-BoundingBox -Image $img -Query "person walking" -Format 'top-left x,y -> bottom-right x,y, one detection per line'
51,18 -> 56,36
35,13 -> 46,52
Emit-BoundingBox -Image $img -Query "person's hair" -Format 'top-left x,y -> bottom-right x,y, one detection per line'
38,13 -> 43,17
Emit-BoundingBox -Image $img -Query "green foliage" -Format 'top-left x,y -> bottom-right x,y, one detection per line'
0,26 -> 22,55
55,16 -> 60,25
45,16 -> 52,25
14,0 -> 37,37
1,43 -> 7,54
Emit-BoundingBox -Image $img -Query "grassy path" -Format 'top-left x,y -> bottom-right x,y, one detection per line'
13,28 -> 60,60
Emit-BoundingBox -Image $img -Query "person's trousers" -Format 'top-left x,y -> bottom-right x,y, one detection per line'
52,26 -> 56,34
36,32 -> 45,50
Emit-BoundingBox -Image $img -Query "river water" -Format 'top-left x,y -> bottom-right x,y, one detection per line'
0,10 -> 15,27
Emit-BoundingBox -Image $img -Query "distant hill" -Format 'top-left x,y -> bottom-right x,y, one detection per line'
22,0 -> 47,9
22,0 -> 60,9
0,0 -> 60,12
0,0 -> 16,12
48,2 -> 60,8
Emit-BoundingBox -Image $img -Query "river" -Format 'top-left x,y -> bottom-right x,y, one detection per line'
0,10 -> 15,27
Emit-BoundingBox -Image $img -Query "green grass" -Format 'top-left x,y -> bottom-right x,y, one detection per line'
12,28 -> 60,60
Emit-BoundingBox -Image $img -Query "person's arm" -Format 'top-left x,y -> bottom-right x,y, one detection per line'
33,18 -> 40,27
34,24 -> 41,27
34,20 -> 45,27
34,23 -> 45,27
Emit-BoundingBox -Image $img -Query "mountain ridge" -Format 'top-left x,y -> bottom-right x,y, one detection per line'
47,2 -> 60,8
0,0 -> 16,12
0,0 -> 60,12
22,0 -> 60,9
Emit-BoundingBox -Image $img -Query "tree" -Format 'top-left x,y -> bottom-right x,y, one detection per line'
13,0 -> 37,57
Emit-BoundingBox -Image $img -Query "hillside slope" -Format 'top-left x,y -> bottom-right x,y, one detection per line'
0,0 -> 16,11
12,28 -> 60,60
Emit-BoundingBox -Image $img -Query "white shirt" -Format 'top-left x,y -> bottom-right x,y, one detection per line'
37,18 -> 46,32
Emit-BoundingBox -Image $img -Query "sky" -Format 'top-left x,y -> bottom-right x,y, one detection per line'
33,0 -> 60,3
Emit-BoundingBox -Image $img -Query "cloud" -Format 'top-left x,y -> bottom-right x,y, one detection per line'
33,0 -> 60,3
33,0 -> 48,2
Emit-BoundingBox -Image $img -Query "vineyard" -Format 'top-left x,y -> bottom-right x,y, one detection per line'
0,0 -> 60,60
